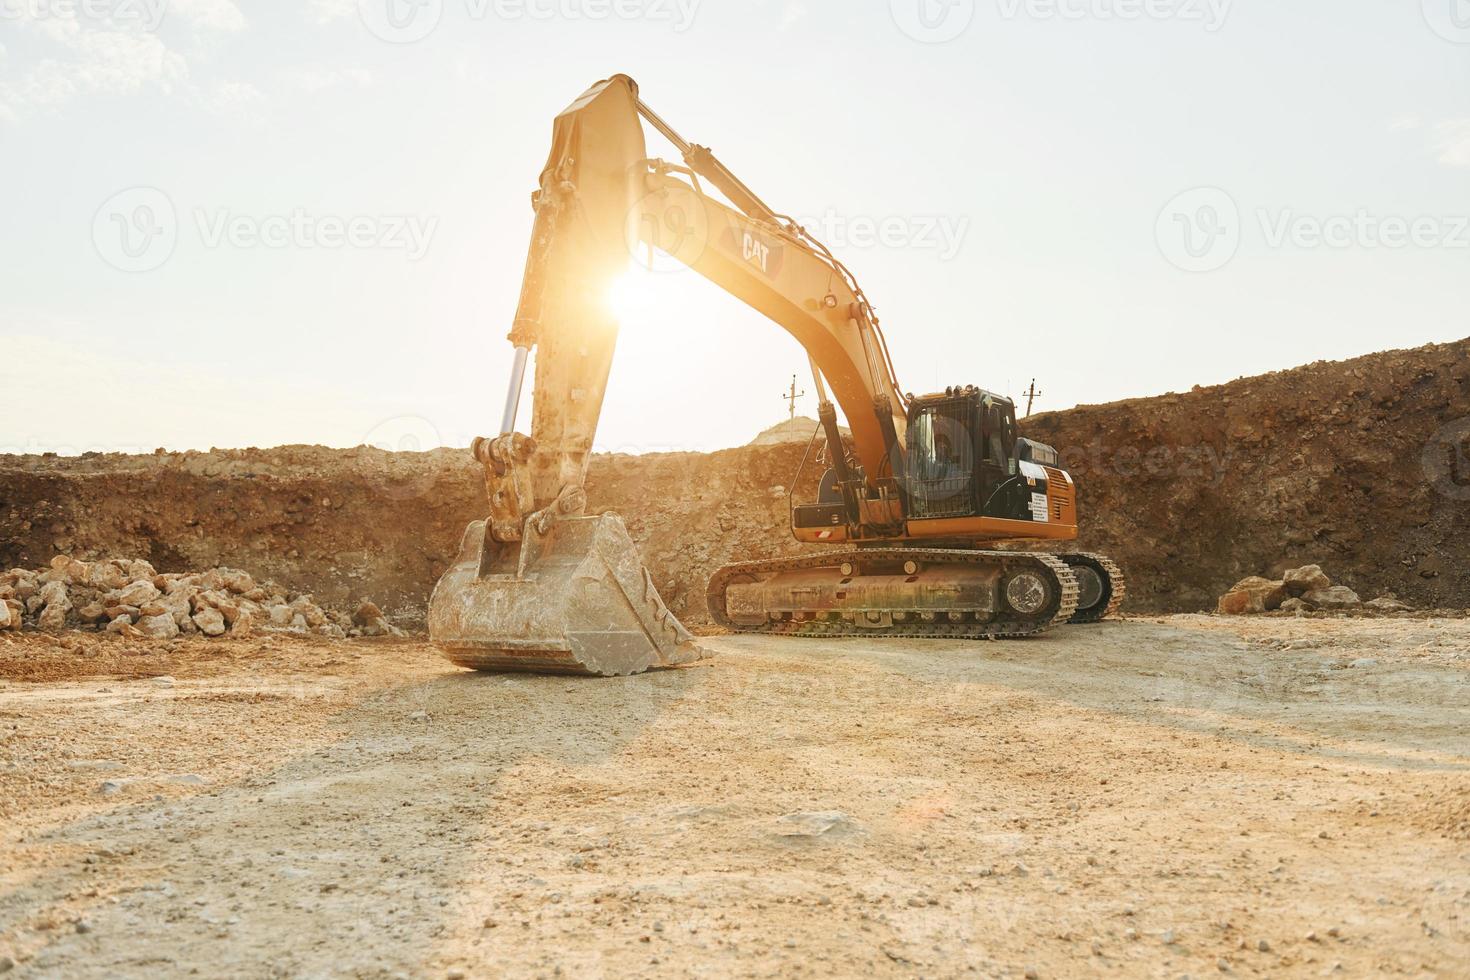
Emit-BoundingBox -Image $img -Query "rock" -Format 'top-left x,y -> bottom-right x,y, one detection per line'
123,559 -> 157,583
105,615 -> 139,635
267,604 -> 293,627
1350,658 -> 1379,669
230,609 -> 255,635
0,600 -> 11,630
78,601 -> 108,624
109,580 -> 160,608
1283,564 -> 1331,596
37,581 -> 73,630
353,600 -> 384,627
770,811 -> 861,841
289,596 -> 327,628
152,675 -> 176,687
191,606 -> 226,637
88,561 -> 130,591
1217,577 -> 1288,615
104,604 -> 140,621
315,623 -> 346,639
39,579 -> 69,606
3,598 -> 20,627
1302,586 -> 1361,610
1365,596 -> 1412,612
215,568 -> 255,594
290,613 -> 308,632
135,613 -> 180,639
1279,597 -> 1309,613
193,589 -> 238,618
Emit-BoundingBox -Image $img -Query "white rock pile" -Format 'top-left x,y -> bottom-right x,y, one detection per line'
0,556 -> 401,639
1216,563 -> 1413,616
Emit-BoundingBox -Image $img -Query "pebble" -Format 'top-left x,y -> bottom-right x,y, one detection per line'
0,955 -> 13,972
408,711 -> 430,723
75,919 -> 92,934
152,676 -> 176,688
1257,938 -> 1271,952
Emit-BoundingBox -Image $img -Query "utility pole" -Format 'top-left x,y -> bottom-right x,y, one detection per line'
782,375 -> 807,422
1023,379 -> 1042,418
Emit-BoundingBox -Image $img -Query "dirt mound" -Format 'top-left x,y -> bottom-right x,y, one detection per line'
748,416 -> 849,446
0,339 -> 1465,624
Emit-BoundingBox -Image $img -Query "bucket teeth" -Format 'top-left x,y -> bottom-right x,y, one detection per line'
430,516 -> 706,676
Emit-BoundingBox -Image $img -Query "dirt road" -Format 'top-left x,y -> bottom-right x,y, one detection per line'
1,616 -> 1466,977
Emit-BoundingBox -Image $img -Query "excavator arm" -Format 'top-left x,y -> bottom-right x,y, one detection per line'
490,74 -> 909,541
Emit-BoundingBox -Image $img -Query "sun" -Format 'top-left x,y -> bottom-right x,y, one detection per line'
608,267 -> 659,325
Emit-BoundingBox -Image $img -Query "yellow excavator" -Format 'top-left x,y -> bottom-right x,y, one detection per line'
428,74 -> 1124,676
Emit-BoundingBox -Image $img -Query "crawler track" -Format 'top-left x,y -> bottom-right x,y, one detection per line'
1060,552 -> 1127,624
707,549 -> 1079,639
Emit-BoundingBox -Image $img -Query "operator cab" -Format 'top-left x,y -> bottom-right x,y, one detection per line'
903,386 -> 1057,522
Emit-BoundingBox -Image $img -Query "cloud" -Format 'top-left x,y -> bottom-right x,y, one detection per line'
280,67 -> 373,93
307,0 -> 358,24
170,0 -> 248,33
780,1 -> 808,30
1435,120 -> 1470,169
0,0 -> 246,121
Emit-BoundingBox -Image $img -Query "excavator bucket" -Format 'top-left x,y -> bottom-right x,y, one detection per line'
428,514 -> 706,676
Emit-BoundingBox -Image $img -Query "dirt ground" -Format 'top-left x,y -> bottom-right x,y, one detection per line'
1,616 -> 1466,978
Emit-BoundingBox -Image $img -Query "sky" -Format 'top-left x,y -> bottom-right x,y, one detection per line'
2,0 -> 1468,457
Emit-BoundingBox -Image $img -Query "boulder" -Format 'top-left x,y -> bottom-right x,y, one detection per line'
37,581 -> 72,630
230,609 -> 256,635
1283,564 -> 1331,596
1216,576 -> 1289,615
192,606 -> 227,637
135,612 -> 180,639
88,562 -> 131,591
105,615 -> 140,636
2,598 -> 21,629
0,600 -> 10,630
352,600 -> 384,627
78,601 -> 109,624
267,604 -> 293,627
1302,586 -> 1361,610
1365,596 -> 1412,612
123,559 -> 157,583
109,580 -> 160,608
289,596 -> 327,628
1279,597 -> 1309,613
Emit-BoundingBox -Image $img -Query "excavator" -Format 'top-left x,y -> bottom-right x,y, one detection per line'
428,74 -> 1124,676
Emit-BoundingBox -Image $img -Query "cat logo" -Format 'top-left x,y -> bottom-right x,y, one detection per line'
742,231 -> 770,272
